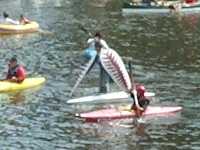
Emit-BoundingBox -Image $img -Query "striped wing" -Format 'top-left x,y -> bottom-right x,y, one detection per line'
69,55 -> 98,97
100,48 -> 132,92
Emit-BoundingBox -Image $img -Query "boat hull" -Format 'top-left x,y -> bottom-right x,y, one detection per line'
67,91 -> 155,104
0,21 -> 39,34
0,77 -> 46,93
122,2 -> 200,14
77,105 -> 182,122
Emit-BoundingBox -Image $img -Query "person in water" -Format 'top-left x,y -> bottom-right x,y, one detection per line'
95,41 -> 150,116
3,12 -> 20,25
130,84 -> 150,117
95,41 -> 111,93
19,14 -> 31,24
87,32 -> 109,50
6,56 -> 26,83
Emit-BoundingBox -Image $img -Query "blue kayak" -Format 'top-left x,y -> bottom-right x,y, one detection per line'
83,48 -> 97,60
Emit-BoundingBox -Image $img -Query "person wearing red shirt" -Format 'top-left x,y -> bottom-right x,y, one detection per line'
19,14 -> 31,25
130,84 -> 150,117
185,0 -> 197,4
6,57 -> 26,83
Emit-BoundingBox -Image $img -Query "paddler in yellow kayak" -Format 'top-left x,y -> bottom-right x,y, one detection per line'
19,14 -> 31,25
2,12 -> 20,25
5,56 -> 26,83
2,12 -> 31,25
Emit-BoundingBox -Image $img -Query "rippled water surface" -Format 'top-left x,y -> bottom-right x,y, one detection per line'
0,0 -> 200,149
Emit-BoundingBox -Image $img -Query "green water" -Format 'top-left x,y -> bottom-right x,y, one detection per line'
0,0 -> 200,149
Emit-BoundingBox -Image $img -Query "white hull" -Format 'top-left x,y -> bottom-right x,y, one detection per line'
122,8 -> 200,14
122,3 -> 200,14
67,91 -> 155,104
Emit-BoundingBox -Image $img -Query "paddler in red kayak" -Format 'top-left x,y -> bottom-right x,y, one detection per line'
130,84 -> 150,117
96,41 -> 150,117
5,56 -> 26,83
2,12 -> 20,25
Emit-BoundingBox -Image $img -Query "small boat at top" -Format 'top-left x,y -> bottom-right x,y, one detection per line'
122,2 -> 200,14
0,21 -> 39,34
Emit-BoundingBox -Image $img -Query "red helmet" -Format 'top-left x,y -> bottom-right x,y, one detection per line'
136,84 -> 146,98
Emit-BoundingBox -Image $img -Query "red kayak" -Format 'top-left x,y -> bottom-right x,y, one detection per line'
76,106 -> 182,122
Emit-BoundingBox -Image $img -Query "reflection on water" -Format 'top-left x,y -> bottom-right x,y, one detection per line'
0,0 -> 200,149
8,92 -> 26,104
0,85 -> 45,105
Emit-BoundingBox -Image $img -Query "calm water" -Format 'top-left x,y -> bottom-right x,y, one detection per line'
0,0 -> 200,149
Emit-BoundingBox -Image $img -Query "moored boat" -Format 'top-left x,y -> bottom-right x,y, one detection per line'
122,2 -> 200,14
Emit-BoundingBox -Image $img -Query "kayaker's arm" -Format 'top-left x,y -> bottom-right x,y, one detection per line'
132,89 -> 144,111
128,61 -> 143,111
7,77 -> 22,83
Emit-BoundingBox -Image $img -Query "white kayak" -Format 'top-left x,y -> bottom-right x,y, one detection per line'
67,91 -> 155,104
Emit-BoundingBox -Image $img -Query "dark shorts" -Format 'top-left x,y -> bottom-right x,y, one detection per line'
139,99 -> 150,109
132,98 -> 150,109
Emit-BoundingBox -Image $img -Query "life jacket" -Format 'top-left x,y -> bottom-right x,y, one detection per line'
185,0 -> 197,4
7,65 -> 19,79
7,64 -> 26,82
131,84 -> 150,108
136,84 -> 146,100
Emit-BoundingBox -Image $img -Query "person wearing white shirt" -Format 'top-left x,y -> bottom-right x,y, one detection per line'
3,12 -> 20,25
82,33 -> 111,92
87,32 -> 109,50
84,32 -> 109,60
94,42 -> 111,93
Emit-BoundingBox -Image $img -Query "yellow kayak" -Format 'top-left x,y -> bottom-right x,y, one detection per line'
0,21 -> 39,34
0,77 -> 46,93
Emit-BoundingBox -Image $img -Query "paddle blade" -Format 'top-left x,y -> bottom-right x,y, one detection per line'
69,55 -> 97,97
100,48 -> 132,92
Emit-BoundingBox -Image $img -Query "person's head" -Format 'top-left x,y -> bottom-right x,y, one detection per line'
8,56 -> 18,68
136,84 -> 146,98
94,32 -> 102,41
20,14 -> 24,19
3,12 -> 9,18
95,41 -> 102,52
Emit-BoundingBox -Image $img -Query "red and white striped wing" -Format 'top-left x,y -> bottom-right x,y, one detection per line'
100,48 -> 132,92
